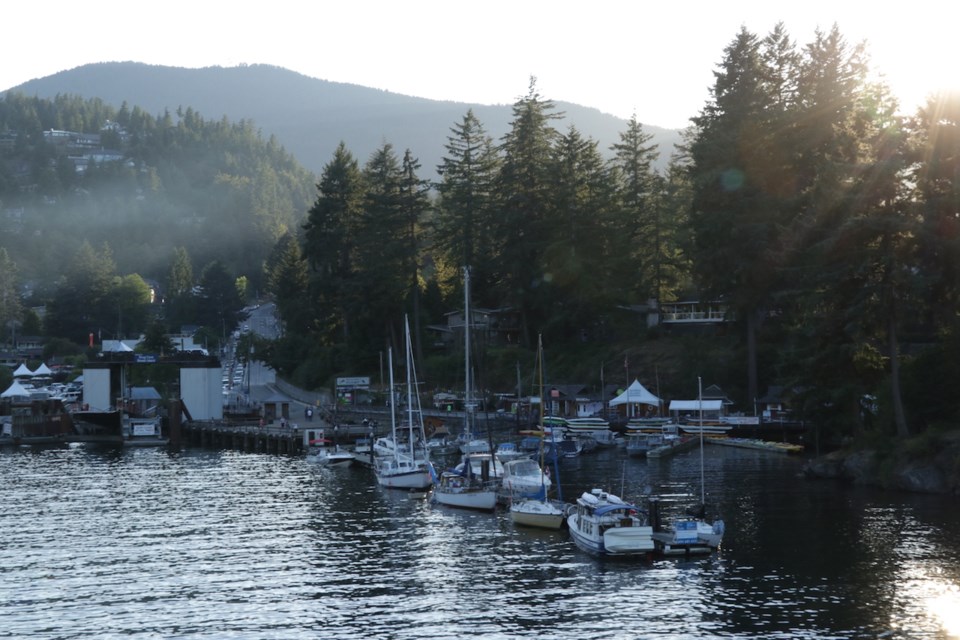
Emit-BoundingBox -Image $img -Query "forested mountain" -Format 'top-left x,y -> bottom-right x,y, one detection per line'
0,92 -> 316,287
4,62 -> 682,178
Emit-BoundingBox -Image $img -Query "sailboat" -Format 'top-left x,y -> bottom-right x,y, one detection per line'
431,267 -> 499,511
509,334 -> 566,529
374,319 -> 433,491
649,377 -> 725,555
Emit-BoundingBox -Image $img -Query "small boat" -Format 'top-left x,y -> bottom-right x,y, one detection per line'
459,437 -> 491,454
567,488 -> 654,557
426,432 -> 459,457
508,335 -> 567,530
557,437 -> 582,458
648,377 -> 726,555
374,322 -> 433,491
351,437 -> 375,467
495,441 -> 525,463
510,490 -> 566,530
648,497 -> 724,556
431,465 -> 498,511
306,438 -> 355,467
453,452 -> 504,481
518,436 -> 542,452
500,457 -> 551,501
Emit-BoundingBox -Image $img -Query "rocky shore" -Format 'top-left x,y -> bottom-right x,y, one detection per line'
802,431 -> 960,495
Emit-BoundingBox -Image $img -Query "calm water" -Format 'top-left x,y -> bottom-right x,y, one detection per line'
3,442 -> 960,639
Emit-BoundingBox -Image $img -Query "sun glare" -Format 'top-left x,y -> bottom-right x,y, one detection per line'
926,583 -> 960,638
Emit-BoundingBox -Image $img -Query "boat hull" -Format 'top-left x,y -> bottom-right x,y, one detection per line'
568,519 -> 655,556
375,460 -> 433,490
433,488 -> 498,511
510,499 -> 566,529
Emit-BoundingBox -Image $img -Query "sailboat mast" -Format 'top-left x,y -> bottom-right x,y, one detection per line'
388,347 -> 397,460
698,375 -> 705,505
463,266 -> 472,438
405,316 -> 415,460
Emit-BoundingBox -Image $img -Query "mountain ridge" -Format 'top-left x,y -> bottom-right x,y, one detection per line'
3,62 -> 682,177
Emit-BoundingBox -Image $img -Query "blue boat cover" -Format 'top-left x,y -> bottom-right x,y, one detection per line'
593,503 -> 638,517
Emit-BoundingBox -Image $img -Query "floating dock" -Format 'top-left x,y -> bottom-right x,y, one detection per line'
706,438 -> 804,454
646,436 -> 701,458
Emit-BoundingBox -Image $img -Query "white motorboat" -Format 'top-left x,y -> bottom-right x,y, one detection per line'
494,441 -> 525,463
567,488 -> 654,557
499,457 -> 551,501
305,437 -> 355,467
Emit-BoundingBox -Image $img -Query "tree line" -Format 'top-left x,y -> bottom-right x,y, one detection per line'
1,23 -> 958,442
265,24 -> 959,442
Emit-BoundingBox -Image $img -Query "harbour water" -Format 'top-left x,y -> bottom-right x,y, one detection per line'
3,442 -> 960,639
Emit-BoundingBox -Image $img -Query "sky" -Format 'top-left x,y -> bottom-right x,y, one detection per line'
3,1 -> 954,130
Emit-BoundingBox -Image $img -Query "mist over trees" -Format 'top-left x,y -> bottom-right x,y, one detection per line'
0,92 -> 316,290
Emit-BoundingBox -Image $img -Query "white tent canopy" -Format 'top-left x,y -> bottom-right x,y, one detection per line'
609,379 -> 660,407
33,362 -> 53,376
1,380 -> 32,398
669,400 -> 723,412
13,363 -> 33,378
102,339 -> 134,352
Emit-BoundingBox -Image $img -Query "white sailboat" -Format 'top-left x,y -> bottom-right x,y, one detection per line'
650,377 -> 725,555
510,334 -> 566,529
374,320 -> 433,491
432,267 -> 498,511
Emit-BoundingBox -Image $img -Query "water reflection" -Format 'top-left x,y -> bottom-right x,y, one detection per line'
2,443 -> 960,638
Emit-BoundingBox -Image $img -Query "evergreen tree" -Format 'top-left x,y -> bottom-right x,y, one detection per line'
140,319 -> 175,355
302,142 -> 365,344
265,232 -> 309,335
609,114 -> 663,301
45,241 -> 117,344
688,26 -> 796,407
910,90 -> 960,334
0,248 -> 23,345
785,26 -> 892,435
165,246 -> 194,329
353,142 -> 408,355
493,78 -> 563,347
196,260 -> 244,343
545,125 -> 615,342
434,109 -> 501,304
398,149 -> 431,365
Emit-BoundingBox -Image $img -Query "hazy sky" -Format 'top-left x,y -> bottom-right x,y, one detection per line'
3,1 -> 953,129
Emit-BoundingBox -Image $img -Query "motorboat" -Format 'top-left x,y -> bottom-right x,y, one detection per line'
494,441 -> 525,463
499,457 -> 551,501
567,488 -> 654,557
305,438 -> 355,467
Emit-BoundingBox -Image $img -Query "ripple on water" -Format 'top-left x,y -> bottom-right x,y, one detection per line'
2,444 -> 960,639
